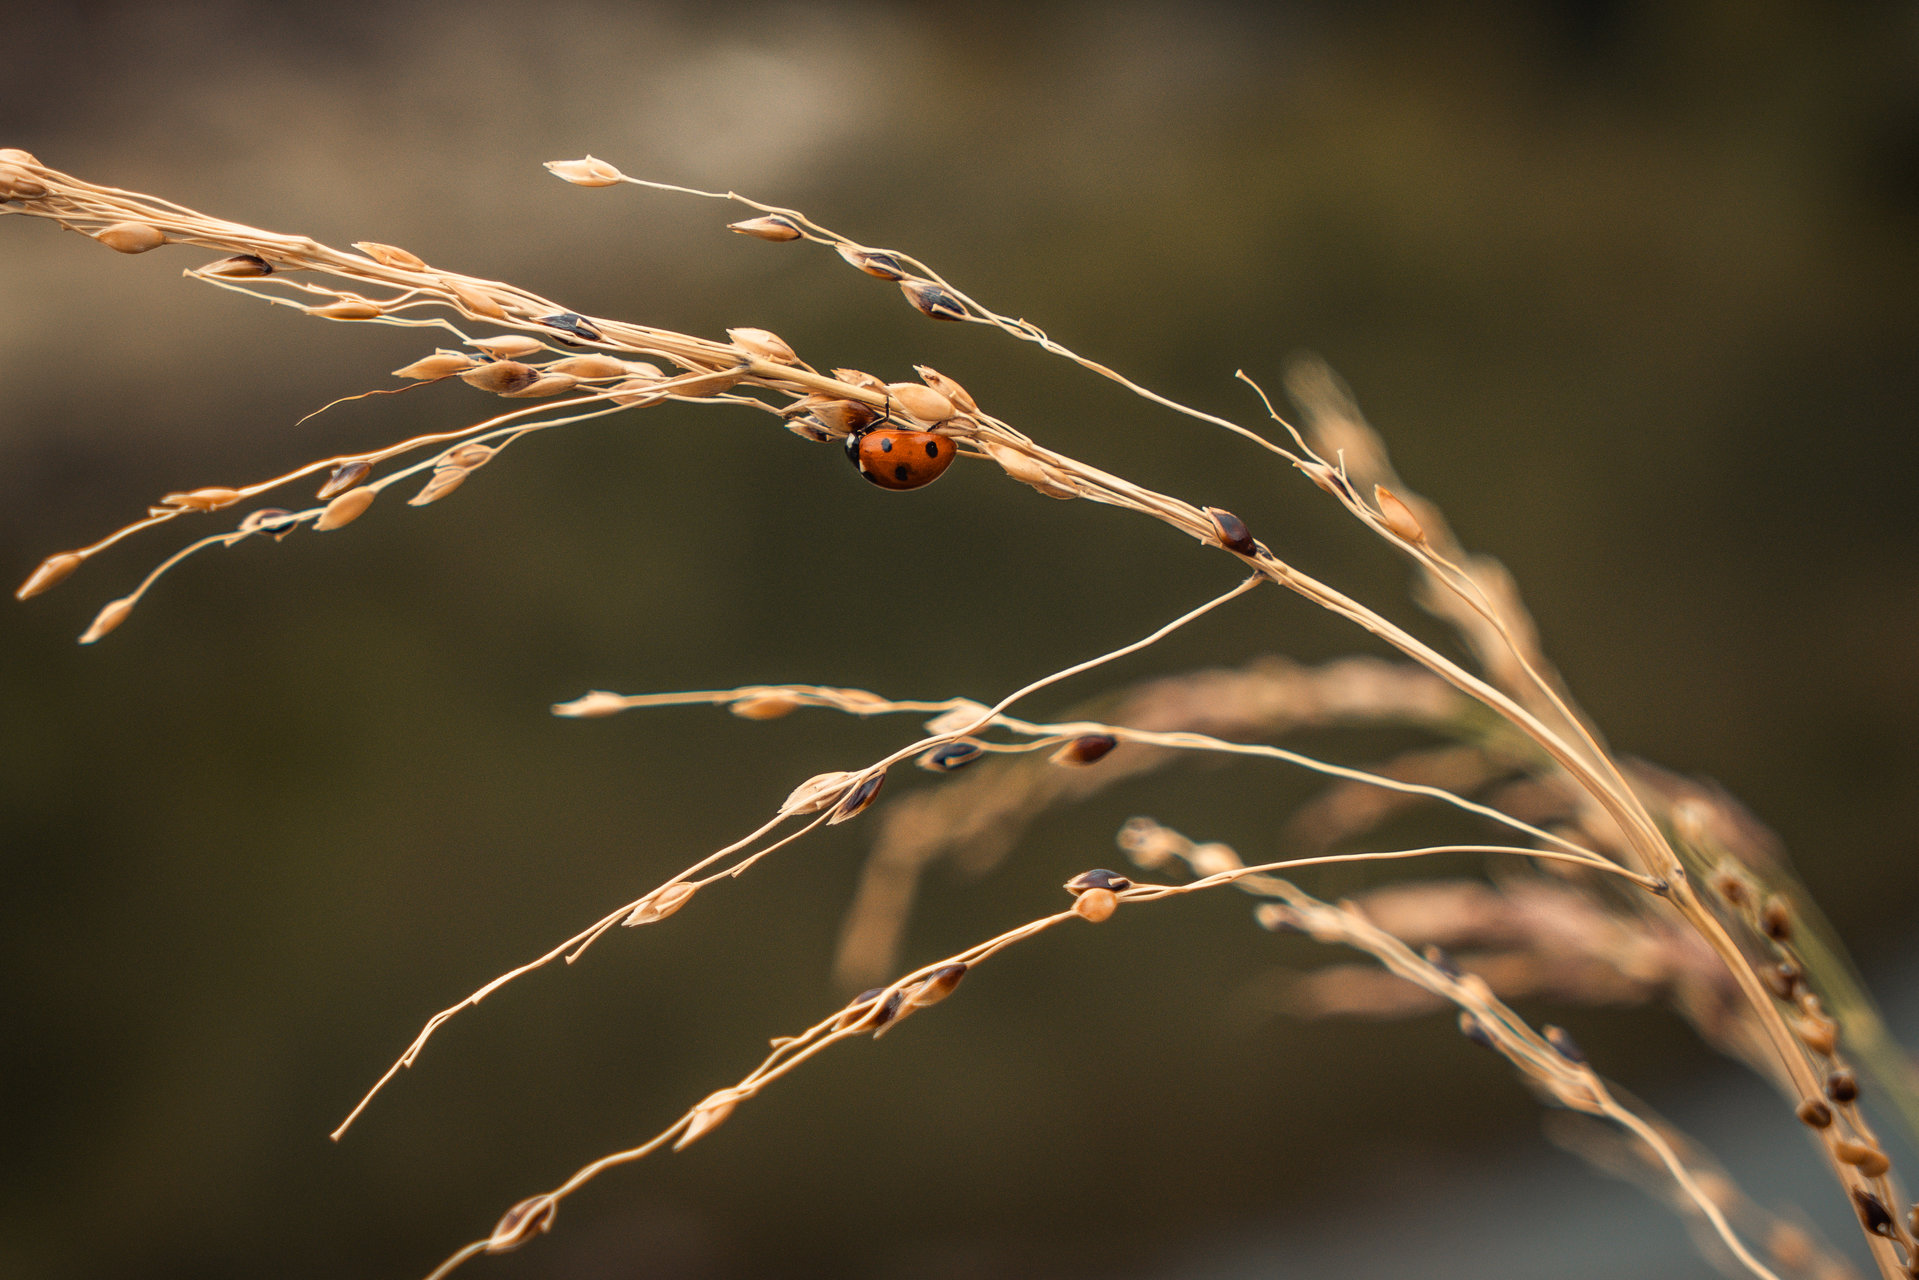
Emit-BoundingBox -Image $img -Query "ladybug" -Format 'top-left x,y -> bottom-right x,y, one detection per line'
845,426 -> 955,491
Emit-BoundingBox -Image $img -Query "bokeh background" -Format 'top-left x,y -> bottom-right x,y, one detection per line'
4,2 -> 1919,1277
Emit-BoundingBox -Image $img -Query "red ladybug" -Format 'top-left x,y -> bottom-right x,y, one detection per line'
845,427 -> 955,491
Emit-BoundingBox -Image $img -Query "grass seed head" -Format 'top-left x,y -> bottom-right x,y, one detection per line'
1853,1188 -> 1895,1238
805,399 -> 880,436
199,253 -> 273,278
78,596 -> 133,645
315,486 -> 376,531
237,508 -> 299,538
1064,869 -> 1133,894
393,351 -> 478,380
1205,506 -> 1258,556
94,221 -> 167,254
408,467 -> 468,506
836,244 -> 908,279
1797,1097 -> 1834,1128
885,382 -> 956,425
900,280 -> 966,321
548,354 -> 629,379
1051,734 -> 1118,767
1795,1011 -> 1839,1057
731,693 -> 801,720
1073,887 -> 1118,923
552,690 -> 627,717
674,1092 -> 739,1150
832,368 -> 886,391
0,164 -> 48,200
783,770 -> 855,815
353,241 -> 427,270
908,963 -> 968,1008
460,361 -> 541,395
1826,1069 -> 1859,1103
727,327 -> 798,363
727,213 -> 802,241
501,373 -> 578,398
919,741 -> 983,772
484,1195 -> 558,1253
308,299 -> 384,320
163,487 -> 242,512
982,440 -> 1076,499
468,335 -> 547,360
829,770 -> 886,824
16,551 -> 84,600
625,881 -> 697,927
1836,1140 -> 1891,1177
317,460 -> 372,499
445,280 -> 509,321
913,366 -> 977,413
545,155 -> 625,187
1374,485 -> 1426,543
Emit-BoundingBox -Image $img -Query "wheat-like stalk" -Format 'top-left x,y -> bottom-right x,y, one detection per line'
6,145 -> 1912,1278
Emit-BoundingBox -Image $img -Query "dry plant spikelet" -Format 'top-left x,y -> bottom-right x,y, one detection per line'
315,486 -> 376,531
94,221 -> 167,253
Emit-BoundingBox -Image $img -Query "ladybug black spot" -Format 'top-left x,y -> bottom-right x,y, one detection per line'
893,464 -> 910,482
925,441 -> 939,458
879,437 -> 894,453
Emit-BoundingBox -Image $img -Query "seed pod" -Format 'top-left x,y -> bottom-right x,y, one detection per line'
1190,842 -> 1240,876
836,244 -> 908,279
548,354 -> 629,379
163,487 -> 242,512
900,280 -> 966,321
316,486 -> 376,531
673,1091 -> 739,1150
807,399 -> 881,436
199,253 -> 272,278
1712,872 -> 1750,906
782,770 -> 855,815
834,988 -> 886,1031
1836,1139 -> 1891,1177
1760,895 -> 1792,942
1063,869 -> 1133,894
727,327 -> 798,364
0,149 -> 37,165
1374,485 -> 1427,543
444,443 -> 495,470
919,741 -> 983,772
392,351 -> 477,380
461,361 -> 541,395
468,335 -> 547,360
1051,734 -> 1118,767
16,551 -> 83,600
885,382 -> 956,426
1853,1188 -> 1895,1237
354,241 -> 427,271
408,466 -> 468,506
832,368 -> 886,391
445,280 -> 509,320
666,367 -> 748,398
552,690 -> 628,718
606,378 -> 666,407
78,597 -> 133,645
982,440 -> 1077,499
238,508 -> 298,537
501,373 -> 579,398
94,221 -> 167,254
829,770 -> 886,824
908,963 -> 967,1008
538,312 -> 603,344
622,881 -> 697,927
545,155 -> 625,187
317,460 -> 372,499
913,366 -> 977,414
785,415 -> 835,442
731,693 -> 800,720
1794,1012 -> 1838,1057
1457,1012 -> 1495,1049
1543,1025 -> 1586,1063
727,214 -> 803,242
868,988 -> 906,1036
1073,888 -> 1118,923
1205,506 -> 1258,556
1826,1070 -> 1859,1104
1796,1097 -> 1834,1128
485,1194 -> 558,1253
1764,961 -> 1801,1000
0,164 -> 48,200
308,299 -> 383,320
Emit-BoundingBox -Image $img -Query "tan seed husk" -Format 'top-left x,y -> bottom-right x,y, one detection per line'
0,149 -> 40,166
460,361 -> 541,395
899,279 -> 966,321
1794,1012 -> 1838,1056
623,881 -> 696,926
353,241 -> 427,271
674,1093 -> 738,1150
831,368 -> 885,391
446,443 -> 495,469
548,355 -> 629,379
885,382 -> 955,425
163,487 -> 242,512
500,373 -> 578,398
808,399 -> 880,435
606,378 -> 666,407
78,597 -> 134,645
545,156 -> 625,187
731,694 -> 801,720
667,367 -> 747,398
782,770 -> 854,816
913,366 -> 977,413
1374,485 -> 1426,543
982,440 -> 1076,499
727,214 -> 802,242
392,351 -> 477,380
308,299 -> 383,320
445,279 -> 508,320
0,164 -> 48,200
16,551 -> 83,600
1836,1140 -> 1891,1177
316,486 -> 376,531
200,254 -> 272,278
468,335 -> 547,360
727,327 -> 798,363
408,467 -> 468,506
1074,888 -> 1118,923
551,690 -> 628,717
484,1195 -> 557,1253
908,963 -> 967,1008
94,221 -> 167,254
317,460 -> 372,499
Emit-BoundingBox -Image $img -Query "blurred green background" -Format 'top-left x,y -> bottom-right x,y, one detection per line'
4,2 -> 1918,1277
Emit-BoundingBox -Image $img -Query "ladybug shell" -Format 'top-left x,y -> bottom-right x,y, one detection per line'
846,427 -> 955,491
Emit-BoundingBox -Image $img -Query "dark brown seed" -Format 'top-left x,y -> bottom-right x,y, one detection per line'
908,963 -> 967,1008
1063,869 -> 1133,894
460,361 -> 541,395
1826,1070 -> 1859,1104
1543,1025 -> 1585,1064
1760,895 -> 1792,942
1205,506 -> 1258,556
900,280 -> 966,321
1796,1098 -> 1833,1128
870,988 -> 904,1032
200,253 -> 272,278
1051,734 -> 1118,767
317,460 -> 372,499
1853,1188 -> 1894,1237
538,312 -> 603,344
829,770 -> 885,824
920,741 -> 983,772
728,214 -> 803,242
1713,873 -> 1749,906
837,245 -> 908,280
